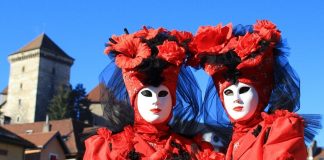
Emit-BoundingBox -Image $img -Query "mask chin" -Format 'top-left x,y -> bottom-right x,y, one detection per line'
137,85 -> 173,124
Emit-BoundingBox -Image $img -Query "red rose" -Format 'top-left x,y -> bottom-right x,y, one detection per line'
157,40 -> 185,66
134,26 -> 167,40
254,20 -> 281,42
191,23 -> 233,54
235,33 -> 261,58
170,30 -> 193,44
254,20 -> 277,31
220,36 -> 238,53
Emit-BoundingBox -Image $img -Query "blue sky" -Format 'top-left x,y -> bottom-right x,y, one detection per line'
1,0 -> 323,146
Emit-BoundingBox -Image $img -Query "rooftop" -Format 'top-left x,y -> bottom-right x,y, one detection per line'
0,126 -> 35,148
11,33 -> 74,61
3,118 -> 91,156
87,84 -> 105,103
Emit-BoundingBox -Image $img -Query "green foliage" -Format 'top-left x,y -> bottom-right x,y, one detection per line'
47,83 -> 92,123
47,85 -> 73,120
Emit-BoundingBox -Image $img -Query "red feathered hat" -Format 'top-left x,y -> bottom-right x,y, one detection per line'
189,20 -> 281,118
105,27 -> 192,107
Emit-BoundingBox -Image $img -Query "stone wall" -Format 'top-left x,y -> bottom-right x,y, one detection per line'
4,49 -> 40,123
4,48 -> 72,123
35,52 -> 71,121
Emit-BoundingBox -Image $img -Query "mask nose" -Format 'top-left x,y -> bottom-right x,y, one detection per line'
233,99 -> 242,103
152,96 -> 160,106
233,92 -> 242,104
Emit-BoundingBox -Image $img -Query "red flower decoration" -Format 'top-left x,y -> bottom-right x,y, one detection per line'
105,34 -> 151,69
104,34 -> 130,54
170,30 -> 193,44
115,43 -> 151,69
157,40 -> 185,66
235,33 -> 261,58
191,23 -> 234,54
222,36 -> 238,53
254,20 -> 277,32
254,20 -> 281,42
134,26 -> 167,40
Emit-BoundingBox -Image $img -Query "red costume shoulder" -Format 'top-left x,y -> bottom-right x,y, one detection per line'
83,125 -> 135,160
261,110 -> 307,160
227,110 -> 307,160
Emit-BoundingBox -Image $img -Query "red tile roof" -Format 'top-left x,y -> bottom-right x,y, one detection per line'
19,131 -> 58,148
0,126 -> 35,148
11,33 -> 74,61
2,118 -> 91,156
87,84 -> 105,103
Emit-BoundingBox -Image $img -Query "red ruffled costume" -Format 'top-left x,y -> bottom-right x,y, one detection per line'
84,27 -> 224,160
189,20 -> 307,159
226,110 -> 306,160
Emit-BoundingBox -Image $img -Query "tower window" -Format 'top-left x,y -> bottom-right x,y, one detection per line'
4,116 -> 11,124
18,99 -> 22,105
20,83 -> 23,90
22,66 -> 25,72
17,116 -> 20,122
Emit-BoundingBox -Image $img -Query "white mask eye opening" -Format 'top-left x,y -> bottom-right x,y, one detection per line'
141,90 -> 152,97
158,90 -> 169,97
239,86 -> 250,94
224,89 -> 233,96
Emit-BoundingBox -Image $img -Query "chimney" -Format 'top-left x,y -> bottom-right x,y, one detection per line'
42,114 -> 51,132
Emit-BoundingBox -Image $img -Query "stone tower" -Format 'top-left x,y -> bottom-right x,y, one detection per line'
2,33 -> 74,123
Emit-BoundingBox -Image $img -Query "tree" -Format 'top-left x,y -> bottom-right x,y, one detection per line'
47,85 -> 73,120
47,83 -> 92,123
70,84 -> 92,123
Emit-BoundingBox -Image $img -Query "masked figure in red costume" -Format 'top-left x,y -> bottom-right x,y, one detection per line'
188,20 -> 321,160
83,27 -> 224,160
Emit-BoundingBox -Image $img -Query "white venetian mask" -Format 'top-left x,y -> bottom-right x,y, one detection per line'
223,82 -> 259,121
137,85 -> 172,124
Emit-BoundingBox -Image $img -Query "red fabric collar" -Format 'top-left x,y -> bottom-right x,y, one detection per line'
232,113 -> 263,143
133,100 -> 171,143
133,117 -> 170,143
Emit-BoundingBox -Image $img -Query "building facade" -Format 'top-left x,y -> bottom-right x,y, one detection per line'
0,126 -> 35,160
1,33 -> 74,123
